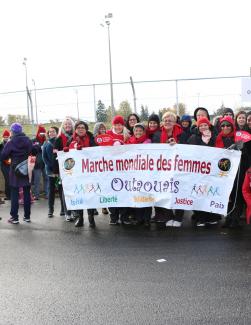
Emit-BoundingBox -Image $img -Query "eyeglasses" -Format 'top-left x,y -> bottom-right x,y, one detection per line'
129,118 -> 137,121
221,124 -> 231,128
76,126 -> 86,129
224,113 -> 233,116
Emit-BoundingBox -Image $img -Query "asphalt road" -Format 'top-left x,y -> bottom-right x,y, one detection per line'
0,199 -> 250,325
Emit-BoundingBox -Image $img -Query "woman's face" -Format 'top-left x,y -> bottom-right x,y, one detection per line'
236,114 -> 246,127
196,110 -> 208,120
63,120 -> 73,133
247,115 -> 251,129
221,123 -> 232,135
114,124 -> 124,134
181,120 -> 189,128
134,127 -> 144,138
128,115 -> 138,128
148,121 -> 158,131
99,125 -> 106,134
163,116 -> 175,130
76,124 -> 87,137
198,123 -> 209,133
48,128 -> 57,139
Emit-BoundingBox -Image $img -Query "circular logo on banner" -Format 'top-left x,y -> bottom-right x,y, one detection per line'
64,158 -> 75,171
218,158 -> 231,172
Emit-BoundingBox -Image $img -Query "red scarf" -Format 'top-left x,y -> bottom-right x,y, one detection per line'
59,133 -> 71,147
70,131 -> 90,149
107,129 -> 124,142
160,124 -> 183,143
127,134 -> 148,144
215,131 -> 235,148
146,127 -> 161,137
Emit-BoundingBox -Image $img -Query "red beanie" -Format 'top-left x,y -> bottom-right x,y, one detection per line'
112,115 -> 125,126
197,117 -> 211,127
2,129 -> 10,137
219,116 -> 234,127
37,125 -> 46,134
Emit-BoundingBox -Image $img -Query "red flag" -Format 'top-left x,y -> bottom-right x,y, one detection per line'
235,131 -> 251,143
95,134 -> 114,146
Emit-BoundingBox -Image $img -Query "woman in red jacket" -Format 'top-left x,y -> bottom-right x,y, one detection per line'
68,121 -> 96,228
242,167 -> 251,224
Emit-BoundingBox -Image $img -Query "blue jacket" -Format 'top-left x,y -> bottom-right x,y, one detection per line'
42,138 -> 56,176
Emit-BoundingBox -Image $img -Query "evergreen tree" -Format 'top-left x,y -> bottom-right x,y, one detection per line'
117,100 -> 132,119
96,100 -> 107,122
140,105 -> 149,121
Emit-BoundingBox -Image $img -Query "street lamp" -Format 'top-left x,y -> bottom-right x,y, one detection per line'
101,13 -> 115,117
22,57 -> 30,122
75,89 -> 80,120
32,79 -> 39,124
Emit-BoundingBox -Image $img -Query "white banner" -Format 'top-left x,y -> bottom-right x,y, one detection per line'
58,144 -> 241,215
241,77 -> 251,102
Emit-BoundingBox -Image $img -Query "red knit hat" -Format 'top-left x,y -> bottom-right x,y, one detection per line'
219,116 -> 234,127
112,115 -> 125,126
197,117 -> 211,127
2,129 -> 10,137
37,125 -> 46,134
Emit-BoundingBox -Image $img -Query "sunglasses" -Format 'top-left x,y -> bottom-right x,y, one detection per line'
221,124 -> 232,128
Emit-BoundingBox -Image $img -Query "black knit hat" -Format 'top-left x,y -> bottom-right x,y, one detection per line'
193,107 -> 210,121
75,120 -> 89,131
148,114 -> 160,127
222,107 -> 234,117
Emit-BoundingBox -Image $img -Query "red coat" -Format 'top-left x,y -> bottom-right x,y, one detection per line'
242,168 -> 251,224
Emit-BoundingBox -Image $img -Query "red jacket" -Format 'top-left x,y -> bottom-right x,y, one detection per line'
242,168 -> 251,224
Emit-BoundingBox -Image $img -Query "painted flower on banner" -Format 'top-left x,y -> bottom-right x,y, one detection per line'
63,158 -> 75,172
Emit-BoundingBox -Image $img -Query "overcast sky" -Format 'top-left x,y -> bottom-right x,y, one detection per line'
0,0 -> 250,122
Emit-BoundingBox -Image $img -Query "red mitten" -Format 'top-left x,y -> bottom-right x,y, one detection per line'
63,147 -> 69,152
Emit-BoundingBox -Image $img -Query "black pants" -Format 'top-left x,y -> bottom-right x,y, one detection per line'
155,207 -> 184,222
10,186 -> 31,221
1,164 -> 10,199
48,177 -> 64,213
109,207 -> 129,223
134,207 -> 152,222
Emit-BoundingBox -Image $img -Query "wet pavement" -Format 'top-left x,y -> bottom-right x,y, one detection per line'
0,199 -> 250,325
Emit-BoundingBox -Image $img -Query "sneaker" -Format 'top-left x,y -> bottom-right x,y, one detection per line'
166,220 -> 174,227
109,220 -> 119,225
94,209 -> 99,216
48,212 -> 54,218
102,208 -> 109,215
196,223 -> 205,227
206,221 -> 218,225
173,221 -> 182,227
8,218 -> 19,224
122,220 -> 132,225
65,215 -> 74,222
23,218 -> 31,223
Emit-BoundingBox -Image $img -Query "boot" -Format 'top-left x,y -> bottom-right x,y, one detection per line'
48,210 -> 54,218
88,215 -> 96,228
75,215 -> 84,227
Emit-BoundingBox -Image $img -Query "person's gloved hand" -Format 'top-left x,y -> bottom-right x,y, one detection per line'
77,145 -> 82,150
63,147 -> 69,152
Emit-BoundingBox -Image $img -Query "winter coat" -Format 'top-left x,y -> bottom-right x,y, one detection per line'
0,133 -> 33,187
53,132 -> 73,174
242,168 -> 251,224
42,138 -> 57,176
69,131 -> 96,149
32,138 -> 45,169
151,124 -> 183,144
187,130 -> 216,147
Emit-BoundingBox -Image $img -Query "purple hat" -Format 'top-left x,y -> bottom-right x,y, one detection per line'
10,123 -> 23,134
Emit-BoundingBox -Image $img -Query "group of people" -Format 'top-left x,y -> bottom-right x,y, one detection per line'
0,107 -> 251,229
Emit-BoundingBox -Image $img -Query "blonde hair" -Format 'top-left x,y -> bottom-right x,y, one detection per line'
58,117 -> 75,136
162,111 -> 177,122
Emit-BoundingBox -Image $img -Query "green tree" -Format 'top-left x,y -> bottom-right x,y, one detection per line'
96,100 -> 107,122
139,105 -> 149,121
117,100 -> 132,119
7,114 -> 29,125
213,102 -> 226,117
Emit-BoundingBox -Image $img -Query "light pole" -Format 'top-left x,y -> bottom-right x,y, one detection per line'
32,79 -> 38,124
75,89 -> 80,120
101,13 -> 115,117
23,57 -> 30,122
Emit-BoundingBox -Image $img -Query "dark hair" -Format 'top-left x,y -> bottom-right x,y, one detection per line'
235,111 -> 247,131
193,107 -> 210,121
75,120 -> 89,131
50,126 -> 59,134
126,114 -> 140,134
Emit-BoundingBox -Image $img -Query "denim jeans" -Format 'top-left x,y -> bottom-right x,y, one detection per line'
10,186 -> 31,221
33,168 -> 48,198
